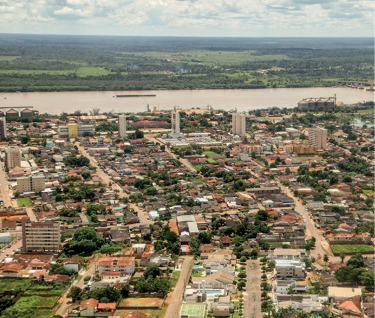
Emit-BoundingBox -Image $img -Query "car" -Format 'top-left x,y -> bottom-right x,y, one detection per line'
7,245 -> 11,248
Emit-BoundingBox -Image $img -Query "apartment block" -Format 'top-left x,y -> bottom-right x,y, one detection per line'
0,117 -> 7,142
5,147 -> 21,169
22,218 -> 61,252
58,124 -> 94,138
232,112 -> 246,136
17,175 -> 46,193
118,115 -> 127,138
308,128 -> 328,149
171,110 -> 181,137
275,259 -> 306,279
98,256 -> 136,275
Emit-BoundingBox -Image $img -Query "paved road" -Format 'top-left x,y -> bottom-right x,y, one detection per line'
0,238 -> 22,260
26,207 -> 38,221
0,162 -> 13,207
55,257 -> 97,317
75,143 -> 152,227
277,183 -> 340,262
244,259 -> 262,318
164,256 -> 194,318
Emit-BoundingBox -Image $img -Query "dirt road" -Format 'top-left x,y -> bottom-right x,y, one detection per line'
164,256 -> 194,318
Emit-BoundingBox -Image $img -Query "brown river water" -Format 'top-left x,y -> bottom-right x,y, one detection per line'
0,87 -> 373,114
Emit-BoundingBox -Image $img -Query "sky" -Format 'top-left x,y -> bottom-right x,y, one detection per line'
0,0 -> 374,37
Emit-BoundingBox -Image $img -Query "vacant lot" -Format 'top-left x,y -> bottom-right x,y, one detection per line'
119,297 -> 164,308
17,197 -> 32,207
331,244 -> 374,255
0,278 -> 32,292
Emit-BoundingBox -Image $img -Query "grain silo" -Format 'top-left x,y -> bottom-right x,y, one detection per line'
308,99 -> 316,108
6,109 -> 19,117
326,97 -> 335,107
298,99 -> 309,109
21,108 -> 34,118
317,98 -> 326,108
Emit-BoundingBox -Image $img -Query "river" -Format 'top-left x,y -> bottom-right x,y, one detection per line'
0,87 -> 373,114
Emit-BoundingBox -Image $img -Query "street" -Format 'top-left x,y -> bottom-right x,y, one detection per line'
244,258 -> 262,318
0,161 -> 13,207
164,256 -> 194,318
75,143 -> 152,226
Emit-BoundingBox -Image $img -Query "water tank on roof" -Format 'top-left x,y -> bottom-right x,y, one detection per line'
124,168 -> 131,175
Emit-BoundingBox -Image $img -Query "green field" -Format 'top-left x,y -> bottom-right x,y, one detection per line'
207,158 -> 217,164
0,56 -> 19,61
331,244 -> 374,255
0,278 -> 32,292
180,304 -> 206,316
17,197 -> 32,207
203,151 -> 220,157
76,66 -> 112,77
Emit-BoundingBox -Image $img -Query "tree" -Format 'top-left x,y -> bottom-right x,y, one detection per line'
340,253 -> 345,264
121,284 -> 130,298
68,286 -> 82,302
238,272 -> 247,279
323,254 -> 329,265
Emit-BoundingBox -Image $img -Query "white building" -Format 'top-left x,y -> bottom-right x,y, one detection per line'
118,115 -> 127,138
275,259 -> 306,279
171,110 -> 181,138
97,256 -> 135,275
232,112 -> 246,136
308,128 -> 327,149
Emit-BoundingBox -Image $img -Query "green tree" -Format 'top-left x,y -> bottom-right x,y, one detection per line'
68,286 -> 82,302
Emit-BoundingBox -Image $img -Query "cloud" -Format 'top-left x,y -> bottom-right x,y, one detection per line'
0,0 -> 373,37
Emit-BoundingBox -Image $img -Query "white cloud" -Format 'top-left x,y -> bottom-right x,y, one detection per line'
0,0 -> 373,36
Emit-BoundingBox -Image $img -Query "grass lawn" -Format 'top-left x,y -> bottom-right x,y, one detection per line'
170,271 -> 181,287
17,197 -> 32,207
0,56 -> 19,61
193,178 -> 204,184
363,189 -> 374,196
180,304 -> 206,317
207,158 -> 217,164
331,244 -> 374,255
203,151 -> 220,157
193,164 -> 202,171
191,270 -> 203,277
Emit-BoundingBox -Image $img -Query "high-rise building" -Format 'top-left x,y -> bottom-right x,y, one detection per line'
17,175 -> 46,193
118,115 -> 127,138
232,112 -> 246,136
0,117 -> 7,142
22,218 -> 61,252
5,147 -> 21,169
171,110 -> 181,138
308,128 -> 328,149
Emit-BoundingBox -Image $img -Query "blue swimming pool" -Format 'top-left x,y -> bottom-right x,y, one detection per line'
204,289 -> 223,295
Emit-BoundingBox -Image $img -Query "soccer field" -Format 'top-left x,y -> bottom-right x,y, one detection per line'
180,304 -> 206,317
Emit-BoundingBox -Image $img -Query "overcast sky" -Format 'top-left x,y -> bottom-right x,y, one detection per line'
0,0 -> 373,37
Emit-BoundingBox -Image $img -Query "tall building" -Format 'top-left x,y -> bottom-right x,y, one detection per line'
22,218 -> 61,252
232,112 -> 246,136
171,110 -> 181,138
118,115 -> 127,138
17,175 -> 46,193
0,117 -> 7,142
58,124 -> 94,138
308,128 -> 328,149
5,147 -> 21,169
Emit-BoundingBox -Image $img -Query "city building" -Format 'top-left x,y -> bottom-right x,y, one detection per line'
97,256 -> 136,275
17,175 -> 46,193
118,115 -> 127,138
232,112 -> 246,136
308,128 -> 328,149
5,147 -> 21,169
0,117 -> 7,142
58,124 -> 94,138
275,259 -> 306,279
171,110 -> 181,138
21,218 -> 61,252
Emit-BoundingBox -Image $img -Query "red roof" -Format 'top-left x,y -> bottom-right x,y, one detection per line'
98,303 -> 116,310
80,298 -> 99,308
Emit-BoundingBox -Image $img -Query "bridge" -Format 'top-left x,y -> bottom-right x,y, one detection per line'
338,81 -> 374,91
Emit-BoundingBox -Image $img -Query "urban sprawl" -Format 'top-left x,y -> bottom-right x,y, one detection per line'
0,99 -> 373,318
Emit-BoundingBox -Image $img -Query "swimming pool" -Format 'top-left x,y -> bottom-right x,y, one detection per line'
204,289 -> 224,295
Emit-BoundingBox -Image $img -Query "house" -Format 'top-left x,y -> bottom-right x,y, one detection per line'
269,248 -> 306,261
191,271 -> 236,293
79,298 -> 99,317
272,294 -> 328,312
274,280 -> 308,294
98,256 -> 135,275
328,287 -> 362,301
